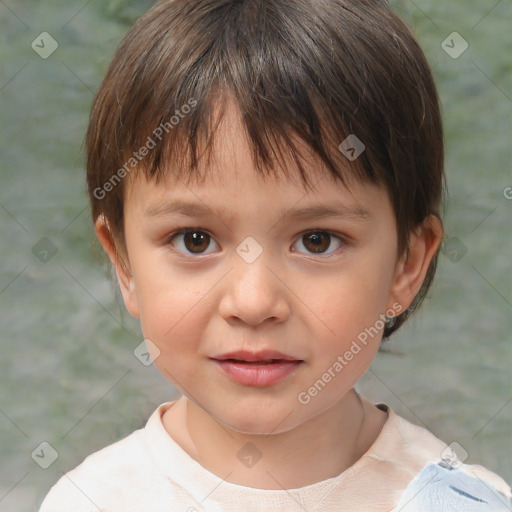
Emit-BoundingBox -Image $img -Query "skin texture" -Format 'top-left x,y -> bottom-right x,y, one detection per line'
96,101 -> 442,490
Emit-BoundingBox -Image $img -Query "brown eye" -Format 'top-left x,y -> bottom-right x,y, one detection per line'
294,231 -> 343,255
170,230 -> 219,255
183,231 -> 210,253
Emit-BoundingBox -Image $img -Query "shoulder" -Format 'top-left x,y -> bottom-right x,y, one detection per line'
390,462 -> 512,512
39,404 -> 173,512
38,426 -> 156,512
368,405 -> 451,472
372,405 -> 511,511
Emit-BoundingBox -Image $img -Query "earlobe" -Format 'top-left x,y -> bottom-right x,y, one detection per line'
388,215 -> 443,312
94,215 -> 140,318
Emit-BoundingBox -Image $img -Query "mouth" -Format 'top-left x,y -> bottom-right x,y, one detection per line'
219,358 -> 295,365
211,349 -> 302,364
210,350 -> 303,387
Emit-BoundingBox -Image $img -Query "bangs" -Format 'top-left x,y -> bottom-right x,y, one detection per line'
131,86 -> 371,190
100,0 -> 384,192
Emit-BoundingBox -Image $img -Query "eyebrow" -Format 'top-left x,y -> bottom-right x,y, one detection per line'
145,201 -> 371,222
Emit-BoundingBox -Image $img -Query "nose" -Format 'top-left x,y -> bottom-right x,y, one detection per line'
218,250 -> 290,327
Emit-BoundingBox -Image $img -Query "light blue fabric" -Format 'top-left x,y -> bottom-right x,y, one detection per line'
390,463 -> 512,512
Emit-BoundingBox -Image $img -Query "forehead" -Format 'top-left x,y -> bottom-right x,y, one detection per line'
125,161 -> 390,234
129,99 -> 343,192
124,98 -> 390,222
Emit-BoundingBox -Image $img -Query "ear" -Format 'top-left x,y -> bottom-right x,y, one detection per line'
94,215 -> 140,318
387,215 -> 443,313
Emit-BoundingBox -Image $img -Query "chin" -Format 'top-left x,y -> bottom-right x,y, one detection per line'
224,417 -> 283,436
214,402 -> 302,436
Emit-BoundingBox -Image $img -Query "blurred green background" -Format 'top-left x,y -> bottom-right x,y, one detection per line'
0,1 -> 511,510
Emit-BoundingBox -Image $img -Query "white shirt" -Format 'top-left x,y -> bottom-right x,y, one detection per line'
39,398 -> 512,511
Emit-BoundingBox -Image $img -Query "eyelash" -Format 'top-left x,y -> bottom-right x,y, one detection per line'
165,227 -> 348,259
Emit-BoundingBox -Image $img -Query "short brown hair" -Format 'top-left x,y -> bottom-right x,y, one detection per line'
86,0 -> 445,337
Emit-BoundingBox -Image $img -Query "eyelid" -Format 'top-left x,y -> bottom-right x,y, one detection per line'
291,229 -> 347,256
166,228 -> 220,258
295,228 -> 348,242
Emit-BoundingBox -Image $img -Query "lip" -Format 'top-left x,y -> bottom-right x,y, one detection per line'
212,349 -> 300,362
210,350 -> 303,387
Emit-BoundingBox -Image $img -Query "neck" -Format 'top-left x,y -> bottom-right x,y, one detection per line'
181,389 -> 385,490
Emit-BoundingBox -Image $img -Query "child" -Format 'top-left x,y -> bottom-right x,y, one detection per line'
40,0 -> 511,510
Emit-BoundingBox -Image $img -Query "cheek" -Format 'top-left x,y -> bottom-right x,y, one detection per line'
137,279 -> 211,387
297,259 -> 394,386
135,267 -> 207,349
308,267 -> 392,339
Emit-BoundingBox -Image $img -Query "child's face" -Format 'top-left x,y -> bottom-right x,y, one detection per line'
104,106 -> 419,435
